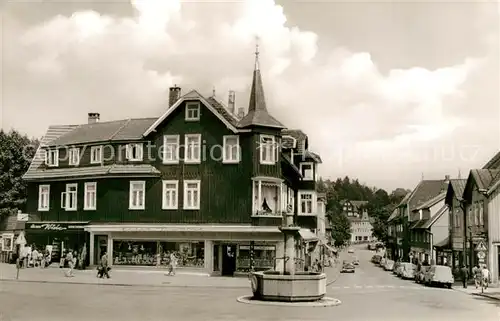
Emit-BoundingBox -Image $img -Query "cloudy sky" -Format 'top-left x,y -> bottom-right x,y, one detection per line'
1,0 -> 499,191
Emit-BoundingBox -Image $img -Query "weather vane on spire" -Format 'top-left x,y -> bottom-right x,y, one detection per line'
254,35 -> 260,70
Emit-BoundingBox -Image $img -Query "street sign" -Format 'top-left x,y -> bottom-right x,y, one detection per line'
475,240 -> 487,252
477,250 -> 486,260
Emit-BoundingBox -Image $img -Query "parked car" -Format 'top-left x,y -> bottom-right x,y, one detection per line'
393,262 -> 402,275
367,243 -> 376,250
400,263 -> 416,279
380,257 -> 387,267
347,248 -> 355,254
415,266 -> 430,284
371,254 -> 382,264
384,260 -> 395,271
341,262 -> 356,273
424,265 -> 454,288
352,257 -> 359,265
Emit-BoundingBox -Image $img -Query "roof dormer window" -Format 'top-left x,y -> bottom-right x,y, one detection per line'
126,143 -> 143,162
300,162 -> 314,181
185,102 -> 200,121
45,149 -> 59,167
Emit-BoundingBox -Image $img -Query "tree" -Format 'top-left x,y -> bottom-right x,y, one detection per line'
328,211 -> 351,247
0,130 -> 39,220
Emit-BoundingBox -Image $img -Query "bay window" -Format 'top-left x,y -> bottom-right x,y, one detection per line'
252,178 -> 283,216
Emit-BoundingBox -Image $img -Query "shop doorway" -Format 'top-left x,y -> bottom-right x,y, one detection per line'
94,235 -> 108,265
221,244 -> 237,276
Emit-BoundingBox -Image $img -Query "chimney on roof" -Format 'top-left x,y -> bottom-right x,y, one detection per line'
228,90 -> 236,114
88,113 -> 100,124
237,107 -> 245,119
169,85 -> 181,108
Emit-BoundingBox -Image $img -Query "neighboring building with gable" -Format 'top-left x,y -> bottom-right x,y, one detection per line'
21,53 -> 323,276
341,200 -> 368,217
444,178 -> 467,270
348,210 -> 375,244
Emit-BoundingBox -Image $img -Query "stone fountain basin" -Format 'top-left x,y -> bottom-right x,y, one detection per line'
250,271 -> 327,302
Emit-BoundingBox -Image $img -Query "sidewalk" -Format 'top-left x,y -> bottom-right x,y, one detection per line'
0,263 -> 341,288
453,281 -> 500,300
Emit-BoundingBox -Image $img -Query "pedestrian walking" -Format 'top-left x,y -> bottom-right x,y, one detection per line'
98,252 -> 111,278
65,250 -> 74,277
482,264 -> 490,289
167,252 -> 177,276
460,265 -> 469,288
473,264 -> 482,289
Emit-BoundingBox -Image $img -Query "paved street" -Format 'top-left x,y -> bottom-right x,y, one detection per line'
1,247 -> 499,321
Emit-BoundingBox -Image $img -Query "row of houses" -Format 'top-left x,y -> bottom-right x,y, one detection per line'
387,155 -> 500,283
0,52 -> 333,275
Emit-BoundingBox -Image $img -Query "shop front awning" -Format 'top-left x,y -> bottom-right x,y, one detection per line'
84,224 -> 281,234
298,229 -> 319,242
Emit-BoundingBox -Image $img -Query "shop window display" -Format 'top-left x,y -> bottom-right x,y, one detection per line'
113,241 -> 204,267
236,244 -> 275,272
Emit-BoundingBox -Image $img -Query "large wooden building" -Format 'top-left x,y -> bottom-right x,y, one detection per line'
21,56 -> 323,276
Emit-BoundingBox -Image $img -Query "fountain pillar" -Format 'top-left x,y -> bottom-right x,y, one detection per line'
283,213 -> 296,275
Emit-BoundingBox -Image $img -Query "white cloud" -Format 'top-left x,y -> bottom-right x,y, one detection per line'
2,0 -> 489,189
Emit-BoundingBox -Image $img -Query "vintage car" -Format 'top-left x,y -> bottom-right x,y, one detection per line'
341,262 -> 356,273
352,257 -> 359,265
424,265 -> 454,288
371,255 -> 382,264
384,259 -> 395,271
400,263 -> 416,279
347,248 -> 355,254
415,266 -> 430,284
393,262 -> 402,275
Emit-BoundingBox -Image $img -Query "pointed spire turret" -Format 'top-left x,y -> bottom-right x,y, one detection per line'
238,39 -> 285,129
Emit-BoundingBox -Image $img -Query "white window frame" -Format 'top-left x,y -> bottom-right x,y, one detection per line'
162,180 -> 179,210
129,181 -> 146,210
185,102 -> 201,121
62,183 -> 78,211
163,135 -> 180,164
68,148 -> 80,166
45,149 -> 59,167
299,162 -> 314,181
183,180 -> 201,210
126,143 -> 144,162
222,135 -> 240,164
298,191 -> 316,215
184,134 -> 201,164
84,182 -> 97,211
38,184 -> 50,211
90,146 -> 103,164
259,135 -> 276,165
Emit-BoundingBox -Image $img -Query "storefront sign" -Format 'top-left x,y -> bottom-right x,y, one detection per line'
26,222 -> 88,231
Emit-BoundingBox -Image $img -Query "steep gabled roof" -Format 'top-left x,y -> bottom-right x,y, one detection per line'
445,179 -> 467,205
407,180 -> 447,211
387,208 -> 399,222
144,90 -> 240,136
483,151 -> 500,169
415,192 -> 446,211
